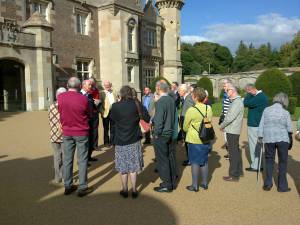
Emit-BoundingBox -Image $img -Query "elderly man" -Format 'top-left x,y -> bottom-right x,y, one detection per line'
221,78 -> 232,159
244,84 -> 268,172
178,83 -> 195,166
81,80 -> 98,162
220,84 -> 244,182
58,77 -> 92,197
48,87 -> 67,184
153,81 -> 176,192
101,81 -> 117,146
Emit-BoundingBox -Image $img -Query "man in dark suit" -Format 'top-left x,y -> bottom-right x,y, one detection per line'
178,84 -> 195,166
153,81 -> 176,192
81,80 -> 98,162
171,82 -> 181,109
142,86 -> 154,144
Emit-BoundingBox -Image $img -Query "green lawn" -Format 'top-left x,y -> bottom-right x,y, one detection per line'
212,102 -> 300,121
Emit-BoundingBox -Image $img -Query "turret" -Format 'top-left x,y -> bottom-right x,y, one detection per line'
155,0 -> 184,83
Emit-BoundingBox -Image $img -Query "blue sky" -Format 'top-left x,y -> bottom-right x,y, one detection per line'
180,0 -> 300,52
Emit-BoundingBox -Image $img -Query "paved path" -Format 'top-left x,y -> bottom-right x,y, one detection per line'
0,112 -> 300,225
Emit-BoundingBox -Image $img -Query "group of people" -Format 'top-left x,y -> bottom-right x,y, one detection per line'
48,76 -> 299,198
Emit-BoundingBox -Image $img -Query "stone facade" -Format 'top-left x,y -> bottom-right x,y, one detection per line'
0,0 -> 184,111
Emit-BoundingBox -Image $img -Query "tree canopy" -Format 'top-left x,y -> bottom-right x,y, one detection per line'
182,31 -> 300,75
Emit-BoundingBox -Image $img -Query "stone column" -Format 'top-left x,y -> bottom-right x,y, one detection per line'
22,12 -> 53,110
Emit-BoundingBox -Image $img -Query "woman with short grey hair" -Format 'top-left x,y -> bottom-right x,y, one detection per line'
258,92 -> 293,192
48,87 -> 67,184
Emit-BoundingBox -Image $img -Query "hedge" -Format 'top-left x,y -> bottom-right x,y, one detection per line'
255,68 -> 292,100
197,77 -> 213,98
288,97 -> 297,115
288,72 -> 300,106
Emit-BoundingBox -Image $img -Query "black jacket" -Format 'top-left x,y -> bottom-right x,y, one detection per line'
110,99 -> 150,146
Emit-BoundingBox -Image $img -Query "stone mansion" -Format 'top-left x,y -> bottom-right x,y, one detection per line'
0,0 -> 184,111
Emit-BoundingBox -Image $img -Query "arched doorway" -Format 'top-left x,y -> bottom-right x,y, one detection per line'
0,60 -> 26,111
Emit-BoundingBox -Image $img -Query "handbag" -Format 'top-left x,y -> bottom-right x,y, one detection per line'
192,105 -> 215,144
134,100 -> 151,133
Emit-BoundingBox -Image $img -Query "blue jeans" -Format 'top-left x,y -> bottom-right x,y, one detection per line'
264,142 -> 289,191
63,136 -> 89,190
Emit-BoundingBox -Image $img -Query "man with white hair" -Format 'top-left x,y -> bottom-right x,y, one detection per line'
81,80 -> 98,162
48,87 -> 67,184
178,83 -> 195,166
153,81 -> 176,192
58,77 -> 93,197
220,84 -> 244,182
101,81 -> 117,146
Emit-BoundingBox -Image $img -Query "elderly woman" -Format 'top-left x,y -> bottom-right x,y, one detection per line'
110,86 -> 150,199
48,87 -> 67,184
258,92 -> 293,192
183,87 -> 213,192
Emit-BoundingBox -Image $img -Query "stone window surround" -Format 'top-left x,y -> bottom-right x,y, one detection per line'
73,7 -> 91,36
143,67 -> 156,87
75,58 -> 94,81
28,0 -> 52,22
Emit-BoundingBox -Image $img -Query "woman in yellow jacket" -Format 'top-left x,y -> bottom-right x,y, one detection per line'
183,87 -> 213,192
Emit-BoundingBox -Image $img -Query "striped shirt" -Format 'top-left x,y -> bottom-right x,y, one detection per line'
222,97 -> 231,116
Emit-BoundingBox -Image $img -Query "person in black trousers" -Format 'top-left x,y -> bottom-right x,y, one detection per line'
153,81 -> 176,192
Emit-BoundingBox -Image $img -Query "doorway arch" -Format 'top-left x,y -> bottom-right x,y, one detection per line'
0,59 -> 26,111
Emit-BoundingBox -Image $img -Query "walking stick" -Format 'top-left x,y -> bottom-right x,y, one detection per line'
256,140 -> 264,186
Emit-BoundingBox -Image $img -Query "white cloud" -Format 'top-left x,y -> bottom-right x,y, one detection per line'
181,35 -> 211,43
182,14 -> 300,53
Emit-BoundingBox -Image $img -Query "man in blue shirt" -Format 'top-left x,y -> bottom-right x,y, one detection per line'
142,86 -> 154,144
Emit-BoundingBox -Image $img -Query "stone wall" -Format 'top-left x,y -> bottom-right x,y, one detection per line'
184,67 -> 300,98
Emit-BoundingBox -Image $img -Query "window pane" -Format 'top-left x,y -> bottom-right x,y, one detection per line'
84,73 -> 89,80
76,14 -> 81,34
77,61 -> 82,71
83,62 -> 88,71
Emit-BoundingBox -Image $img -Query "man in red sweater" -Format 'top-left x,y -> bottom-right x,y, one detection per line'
58,77 -> 92,197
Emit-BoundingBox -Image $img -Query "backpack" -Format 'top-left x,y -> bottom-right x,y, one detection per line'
192,105 -> 215,144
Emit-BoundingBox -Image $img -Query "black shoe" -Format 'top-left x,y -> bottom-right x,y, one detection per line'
277,188 -> 291,193
77,187 -> 93,197
132,191 -> 139,199
64,185 -> 77,195
224,154 -> 229,160
186,185 -> 199,192
143,140 -> 151,145
120,190 -> 129,198
88,157 -> 98,162
200,184 -> 208,190
182,160 -> 190,166
154,168 -> 158,173
246,167 -> 263,172
263,185 -> 273,191
153,186 -> 173,193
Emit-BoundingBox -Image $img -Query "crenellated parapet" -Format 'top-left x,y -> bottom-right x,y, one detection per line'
155,0 -> 184,10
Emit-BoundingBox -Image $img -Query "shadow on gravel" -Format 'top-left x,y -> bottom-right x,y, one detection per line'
0,111 -> 23,121
287,155 -> 300,195
0,156 -> 177,225
0,155 -> 8,159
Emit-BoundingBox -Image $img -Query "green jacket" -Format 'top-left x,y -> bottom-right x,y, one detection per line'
244,91 -> 268,127
220,96 -> 244,135
153,95 -> 175,138
183,103 -> 213,144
